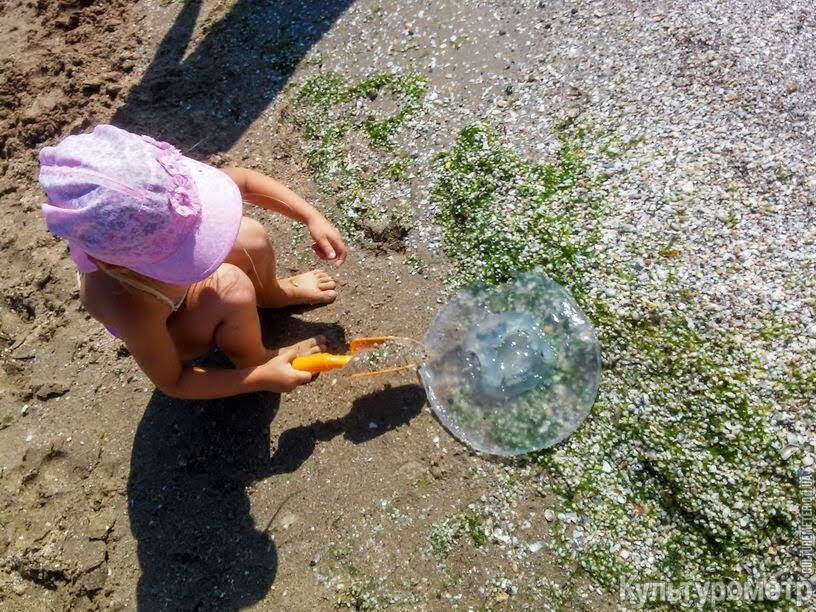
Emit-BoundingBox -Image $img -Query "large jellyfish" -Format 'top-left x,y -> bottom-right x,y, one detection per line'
419,270 -> 601,455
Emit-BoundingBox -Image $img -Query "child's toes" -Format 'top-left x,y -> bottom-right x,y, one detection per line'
304,335 -> 329,352
315,271 -> 336,287
318,277 -> 336,290
290,336 -> 327,356
304,336 -> 325,348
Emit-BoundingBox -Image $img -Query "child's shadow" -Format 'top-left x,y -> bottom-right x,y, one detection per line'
128,387 -> 281,611
127,327 -> 426,610
112,0 -> 354,156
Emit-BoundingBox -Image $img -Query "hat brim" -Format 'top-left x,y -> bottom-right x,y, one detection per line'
133,159 -> 243,284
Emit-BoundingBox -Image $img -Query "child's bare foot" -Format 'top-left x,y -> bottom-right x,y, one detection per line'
274,270 -> 337,307
269,335 -> 328,359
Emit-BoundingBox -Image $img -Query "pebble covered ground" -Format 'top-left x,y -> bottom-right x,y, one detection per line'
268,0 -> 815,608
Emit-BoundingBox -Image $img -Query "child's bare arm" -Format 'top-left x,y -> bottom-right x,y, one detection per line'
220,166 -> 347,265
221,166 -> 320,224
118,312 -> 309,399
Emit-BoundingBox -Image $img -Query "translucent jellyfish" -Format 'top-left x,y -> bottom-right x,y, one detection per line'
419,270 -> 601,456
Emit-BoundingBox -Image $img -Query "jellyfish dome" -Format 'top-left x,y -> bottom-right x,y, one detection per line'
419,271 -> 601,456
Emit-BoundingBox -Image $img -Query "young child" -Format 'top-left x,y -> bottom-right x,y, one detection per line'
38,124 -> 347,399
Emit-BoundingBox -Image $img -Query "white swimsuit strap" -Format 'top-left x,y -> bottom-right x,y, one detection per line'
105,270 -> 188,312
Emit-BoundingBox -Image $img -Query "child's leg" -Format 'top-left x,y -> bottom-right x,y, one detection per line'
167,263 -> 326,367
224,217 -> 337,308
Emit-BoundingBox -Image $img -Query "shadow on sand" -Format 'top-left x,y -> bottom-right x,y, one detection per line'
118,3 -> 404,606
128,320 -> 426,610
112,0 -> 354,155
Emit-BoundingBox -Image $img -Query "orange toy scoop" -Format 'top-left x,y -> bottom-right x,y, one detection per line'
291,353 -> 353,373
349,336 -> 398,352
291,337 -> 417,374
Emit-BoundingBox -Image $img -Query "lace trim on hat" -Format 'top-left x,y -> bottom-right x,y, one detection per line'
140,135 -> 200,219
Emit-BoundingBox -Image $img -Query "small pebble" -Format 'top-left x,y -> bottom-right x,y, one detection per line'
528,541 -> 544,553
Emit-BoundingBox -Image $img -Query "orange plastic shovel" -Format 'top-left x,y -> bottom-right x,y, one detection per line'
291,337 -> 401,374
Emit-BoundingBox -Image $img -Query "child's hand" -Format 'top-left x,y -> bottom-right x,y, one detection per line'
308,215 -> 347,266
257,347 -> 314,392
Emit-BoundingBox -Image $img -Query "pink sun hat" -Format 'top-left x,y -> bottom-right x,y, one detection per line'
38,124 -> 242,284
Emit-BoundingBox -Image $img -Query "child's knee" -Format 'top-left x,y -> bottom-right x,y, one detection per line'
212,263 -> 257,309
236,217 -> 271,255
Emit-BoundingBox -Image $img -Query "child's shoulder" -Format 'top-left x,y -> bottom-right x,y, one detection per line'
80,272 -> 161,332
